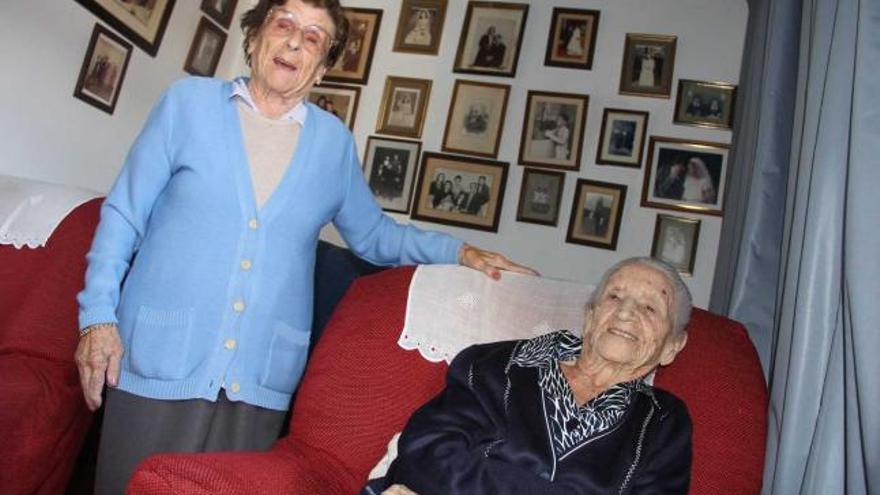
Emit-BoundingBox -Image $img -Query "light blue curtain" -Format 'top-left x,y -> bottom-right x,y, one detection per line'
712,0 -> 880,492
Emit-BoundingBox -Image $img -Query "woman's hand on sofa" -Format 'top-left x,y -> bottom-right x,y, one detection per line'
74,323 -> 124,410
458,244 -> 539,280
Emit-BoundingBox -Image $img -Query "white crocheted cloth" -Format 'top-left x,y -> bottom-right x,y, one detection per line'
0,175 -> 100,249
400,265 -> 595,363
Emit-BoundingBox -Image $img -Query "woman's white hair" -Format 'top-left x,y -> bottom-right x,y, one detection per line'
588,257 -> 693,336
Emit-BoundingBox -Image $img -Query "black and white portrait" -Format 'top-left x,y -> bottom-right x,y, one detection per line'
454,2 -> 529,77
362,137 -> 422,213
427,169 -> 493,217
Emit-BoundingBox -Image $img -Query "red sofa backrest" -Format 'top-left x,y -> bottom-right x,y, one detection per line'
289,267 -> 767,494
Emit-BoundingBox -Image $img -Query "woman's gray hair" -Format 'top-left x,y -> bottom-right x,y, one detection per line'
588,257 -> 693,335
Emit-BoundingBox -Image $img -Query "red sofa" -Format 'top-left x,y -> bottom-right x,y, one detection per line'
0,198 -> 101,494
129,267 -> 768,494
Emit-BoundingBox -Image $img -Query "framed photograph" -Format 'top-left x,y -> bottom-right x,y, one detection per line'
619,33 -> 677,98
651,214 -> 701,276
453,1 -> 529,78
518,90 -> 589,171
411,152 -> 509,232
544,8 -> 600,70
74,0 -> 175,57
307,83 -> 361,129
641,136 -> 730,216
325,8 -> 383,85
393,0 -> 448,55
376,77 -> 433,138
566,179 -> 627,251
596,108 -> 650,168
73,24 -> 133,115
516,168 -> 566,226
363,136 -> 422,214
674,79 -> 737,129
442,80 -> 511,158
184,17 -> 228,77
200,0 -> 238,30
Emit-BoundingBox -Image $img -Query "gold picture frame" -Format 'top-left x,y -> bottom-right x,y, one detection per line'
324,8 -> 383,85
376,76 -> 433,139
393,0 -> 448,55
619,33 -> 677,98
442,79 -> 511,158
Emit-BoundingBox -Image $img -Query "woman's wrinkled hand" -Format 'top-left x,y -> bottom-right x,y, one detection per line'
382,484 -> 421,495
74,324 -> 124,411
459,244 -> 539,280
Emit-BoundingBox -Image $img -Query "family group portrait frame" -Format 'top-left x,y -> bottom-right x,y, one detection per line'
74,0 -> 175,57
376,76 -> 433,139
516,168 -> 566,227
453,2 -> 529,78
362,136 -> 422,214
544,8 -> 600,70
307,83 -> 361,129
619,33 -> 677,98
183,17 -> 228,77
411,152 -> 509,232
674,79 -> 738,130
74,24 -> 133,115
325,8 -> 383,85
442,80 -> 511,159
200,0 -> 238,29
596,108 -> 650,168
393,0 -> 448,55
641,136 -> 730,216
651,214 -> 701,276
566,179 -> 627,251
518,90 -> 590,171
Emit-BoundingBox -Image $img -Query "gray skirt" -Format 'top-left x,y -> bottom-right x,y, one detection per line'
94,387 -> 286,495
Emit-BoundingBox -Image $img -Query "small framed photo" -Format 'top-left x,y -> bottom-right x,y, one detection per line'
596,108 -> 650,168
363,136 -> 422,214
376,77 -> 433,138
73,24 -> 133,115
641,136 -> 730,216
453,1 -> 530,78
393,0 -> 448,55
74,0 -> 175,57
544,8 -> 600,70
674,79 -> 737,129
184,17 -> 228,77
200,0 -> 238,29
518,90 -> 589,171
619,33 -> 677,98
411,152 -> 509,232
307,83 -> 361,129
651,214 -> 701,276
325,8 -> 383,85
442,80 -> 511,158
516,168 -> 566,226
566,179 -> 627,251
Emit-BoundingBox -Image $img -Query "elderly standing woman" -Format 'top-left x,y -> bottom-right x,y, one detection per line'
75,1 -> 534,493
365,257 -> 692,495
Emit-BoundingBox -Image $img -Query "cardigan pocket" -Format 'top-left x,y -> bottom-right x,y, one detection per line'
129,306 -> 195,380
260,321 -> 310,393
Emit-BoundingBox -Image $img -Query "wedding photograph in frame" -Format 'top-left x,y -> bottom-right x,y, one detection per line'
324,7 -> 383,85
376,76 -> 433,139
411,152 -> 509,232
596,108 -> 650,168
674,79 -> 738,129
453,1 -> 529,78
516,168 -> 566,227
362,136 -> 422,214
566,179 -> 627,251
641,136 -> 730,216
393,0 -> 448,55
518,90 -> 589,171
651,214 -> 701,276
619,33 -> 677,98
74,0 -> 175,57
544,8 -> 600,70
200,0 -> 238,30
73,24 -> 133,115
183,17 -> 228,77
307,83 -> 361,129
442,79 -> 511,158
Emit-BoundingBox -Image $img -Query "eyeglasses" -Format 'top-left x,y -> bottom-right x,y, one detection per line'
265,7 -> 335,54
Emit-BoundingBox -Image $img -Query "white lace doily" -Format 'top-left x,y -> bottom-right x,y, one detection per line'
399,265 -> 594,363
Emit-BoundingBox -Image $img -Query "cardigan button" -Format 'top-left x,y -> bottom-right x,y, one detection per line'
224,339 -> 237,350
240,259 -> 252,270
230,382 -> 241,393
233,300 -> 245,312
248,218 -> 258,230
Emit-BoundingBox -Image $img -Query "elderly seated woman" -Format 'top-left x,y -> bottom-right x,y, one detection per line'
364,257 -> 693,495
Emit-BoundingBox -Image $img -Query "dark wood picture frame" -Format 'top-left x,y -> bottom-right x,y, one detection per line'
516,168 -> 566,226
362,136 -> 423,214
595,108 -> 650,168
376,76 -> 433,139
641,136 -> 730,216
442,79 -> 511,159
74,0 -> 175,57
184,17 -> 228,77
619,33 -> 677,98
566,179 -> 627,251
200,0 -> 238,30
651,214 -> 701,276
393,0 -> 448,55
324,7 -> 383,85
674,79 -> 738,130
411,152 -> 509,232
307,83 -> 362,129
544,7 -> 600,70
518,90 -> 590,171
453,1 -> 530,78
73,24 -> 133,115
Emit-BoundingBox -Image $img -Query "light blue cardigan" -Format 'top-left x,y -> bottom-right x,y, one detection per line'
77,77 -> 462,410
